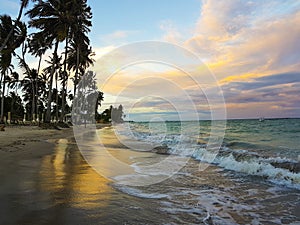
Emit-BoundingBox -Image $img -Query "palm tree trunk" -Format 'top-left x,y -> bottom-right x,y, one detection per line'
0,72 -> 4,122
74,45 -> 80,96
45,40 -> 59,123
36,55 -> 42,121
1,72 -> 6,122
37,54 -> 42,75
10,94 -> 14,121
60,36 -> 69,122
55,73 -> 58,121
31,79 -> 36,121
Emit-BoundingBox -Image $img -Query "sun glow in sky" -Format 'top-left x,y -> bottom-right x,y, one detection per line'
1,0 -> 300,120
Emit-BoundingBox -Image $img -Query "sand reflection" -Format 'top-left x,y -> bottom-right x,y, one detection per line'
39,138 -> 112,209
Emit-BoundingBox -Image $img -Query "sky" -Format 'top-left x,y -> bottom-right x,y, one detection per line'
1,0 -> 300,120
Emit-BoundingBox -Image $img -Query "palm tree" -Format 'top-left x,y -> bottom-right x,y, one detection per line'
42,54 -> 62,120
8,91 -> 24,122
67,40 -> 95,96
0,15 -> 27,122
27,33 -> 51,119
21,69 -> 39,120
95,91 -> 104,117
8,72 -> 20,93
15,42 -> 39,120
28,32 -> 51,75
27,0 -> 67,122
27,0 -> 92,122
67,0 -> 92,96
60,0 -> 92,121
0,0 -> 40,52
36,72 -> 47,120
8,72 -> 21,115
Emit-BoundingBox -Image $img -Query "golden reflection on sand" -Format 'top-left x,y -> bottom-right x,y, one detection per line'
39,138 -> 112,209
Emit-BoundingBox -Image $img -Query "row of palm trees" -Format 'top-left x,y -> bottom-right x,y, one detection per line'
0,0 -> 95,123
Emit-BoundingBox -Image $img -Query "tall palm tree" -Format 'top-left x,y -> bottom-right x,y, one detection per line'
60,0 -> 92,121
27,0 -> 66,122
26,0 -> 92,122
0,15 -> 27,122
14,42 -> 40,120
67,40 -> 95,96
42,54 -> 62,120
21,69 -> 36,120
28,32 -> 51,74
36,72 -> 47,120
28,33 -> 52,119
67,0 -> 92,97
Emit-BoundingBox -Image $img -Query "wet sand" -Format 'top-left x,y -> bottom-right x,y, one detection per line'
0,126 -> 175,225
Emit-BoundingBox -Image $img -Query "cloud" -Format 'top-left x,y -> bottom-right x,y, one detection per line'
99,30 -> 140,45
221,72 -> 300,118
93,45 -> 116,60
94,0 -> 300,119
107,30 -> 129,39
184,0 -> 256,59
184,0 -> 300,81
159,20 -> 183,44
223,72 -> 300,92
92,61 -> 221,120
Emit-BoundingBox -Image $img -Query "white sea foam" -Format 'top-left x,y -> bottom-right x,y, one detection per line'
116,122 -> 300,190
113,185 -> 169,199
213,153 -> 300,190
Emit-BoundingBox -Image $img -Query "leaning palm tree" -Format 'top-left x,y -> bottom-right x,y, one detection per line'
0,15 -> 27,122
0,0 -> 40,52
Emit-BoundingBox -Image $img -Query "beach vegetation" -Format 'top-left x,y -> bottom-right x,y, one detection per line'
0,0 -> 104,125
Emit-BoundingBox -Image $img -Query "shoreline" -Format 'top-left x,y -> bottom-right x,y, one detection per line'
0,125 -> 172,225
1,124 -> 299,224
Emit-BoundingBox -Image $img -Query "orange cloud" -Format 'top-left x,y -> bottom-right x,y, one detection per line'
184,0 -> 300,83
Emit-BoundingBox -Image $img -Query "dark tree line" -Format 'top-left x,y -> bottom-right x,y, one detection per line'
98,105 -> 125,123
0,0 -> 100,124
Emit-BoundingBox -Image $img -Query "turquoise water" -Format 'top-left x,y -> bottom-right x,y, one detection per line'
128,119 -> 300,159
117,118 -> 300,189
223,119 -> 300,159
108,119 -> 300,224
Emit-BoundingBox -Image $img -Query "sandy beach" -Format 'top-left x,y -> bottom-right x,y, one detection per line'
1,124 -> 300,224
0,126 -> 175,225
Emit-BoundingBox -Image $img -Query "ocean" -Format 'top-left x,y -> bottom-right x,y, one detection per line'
4,120 -> 299,224
114,119 -> 300,188
95,118 -> 300,224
